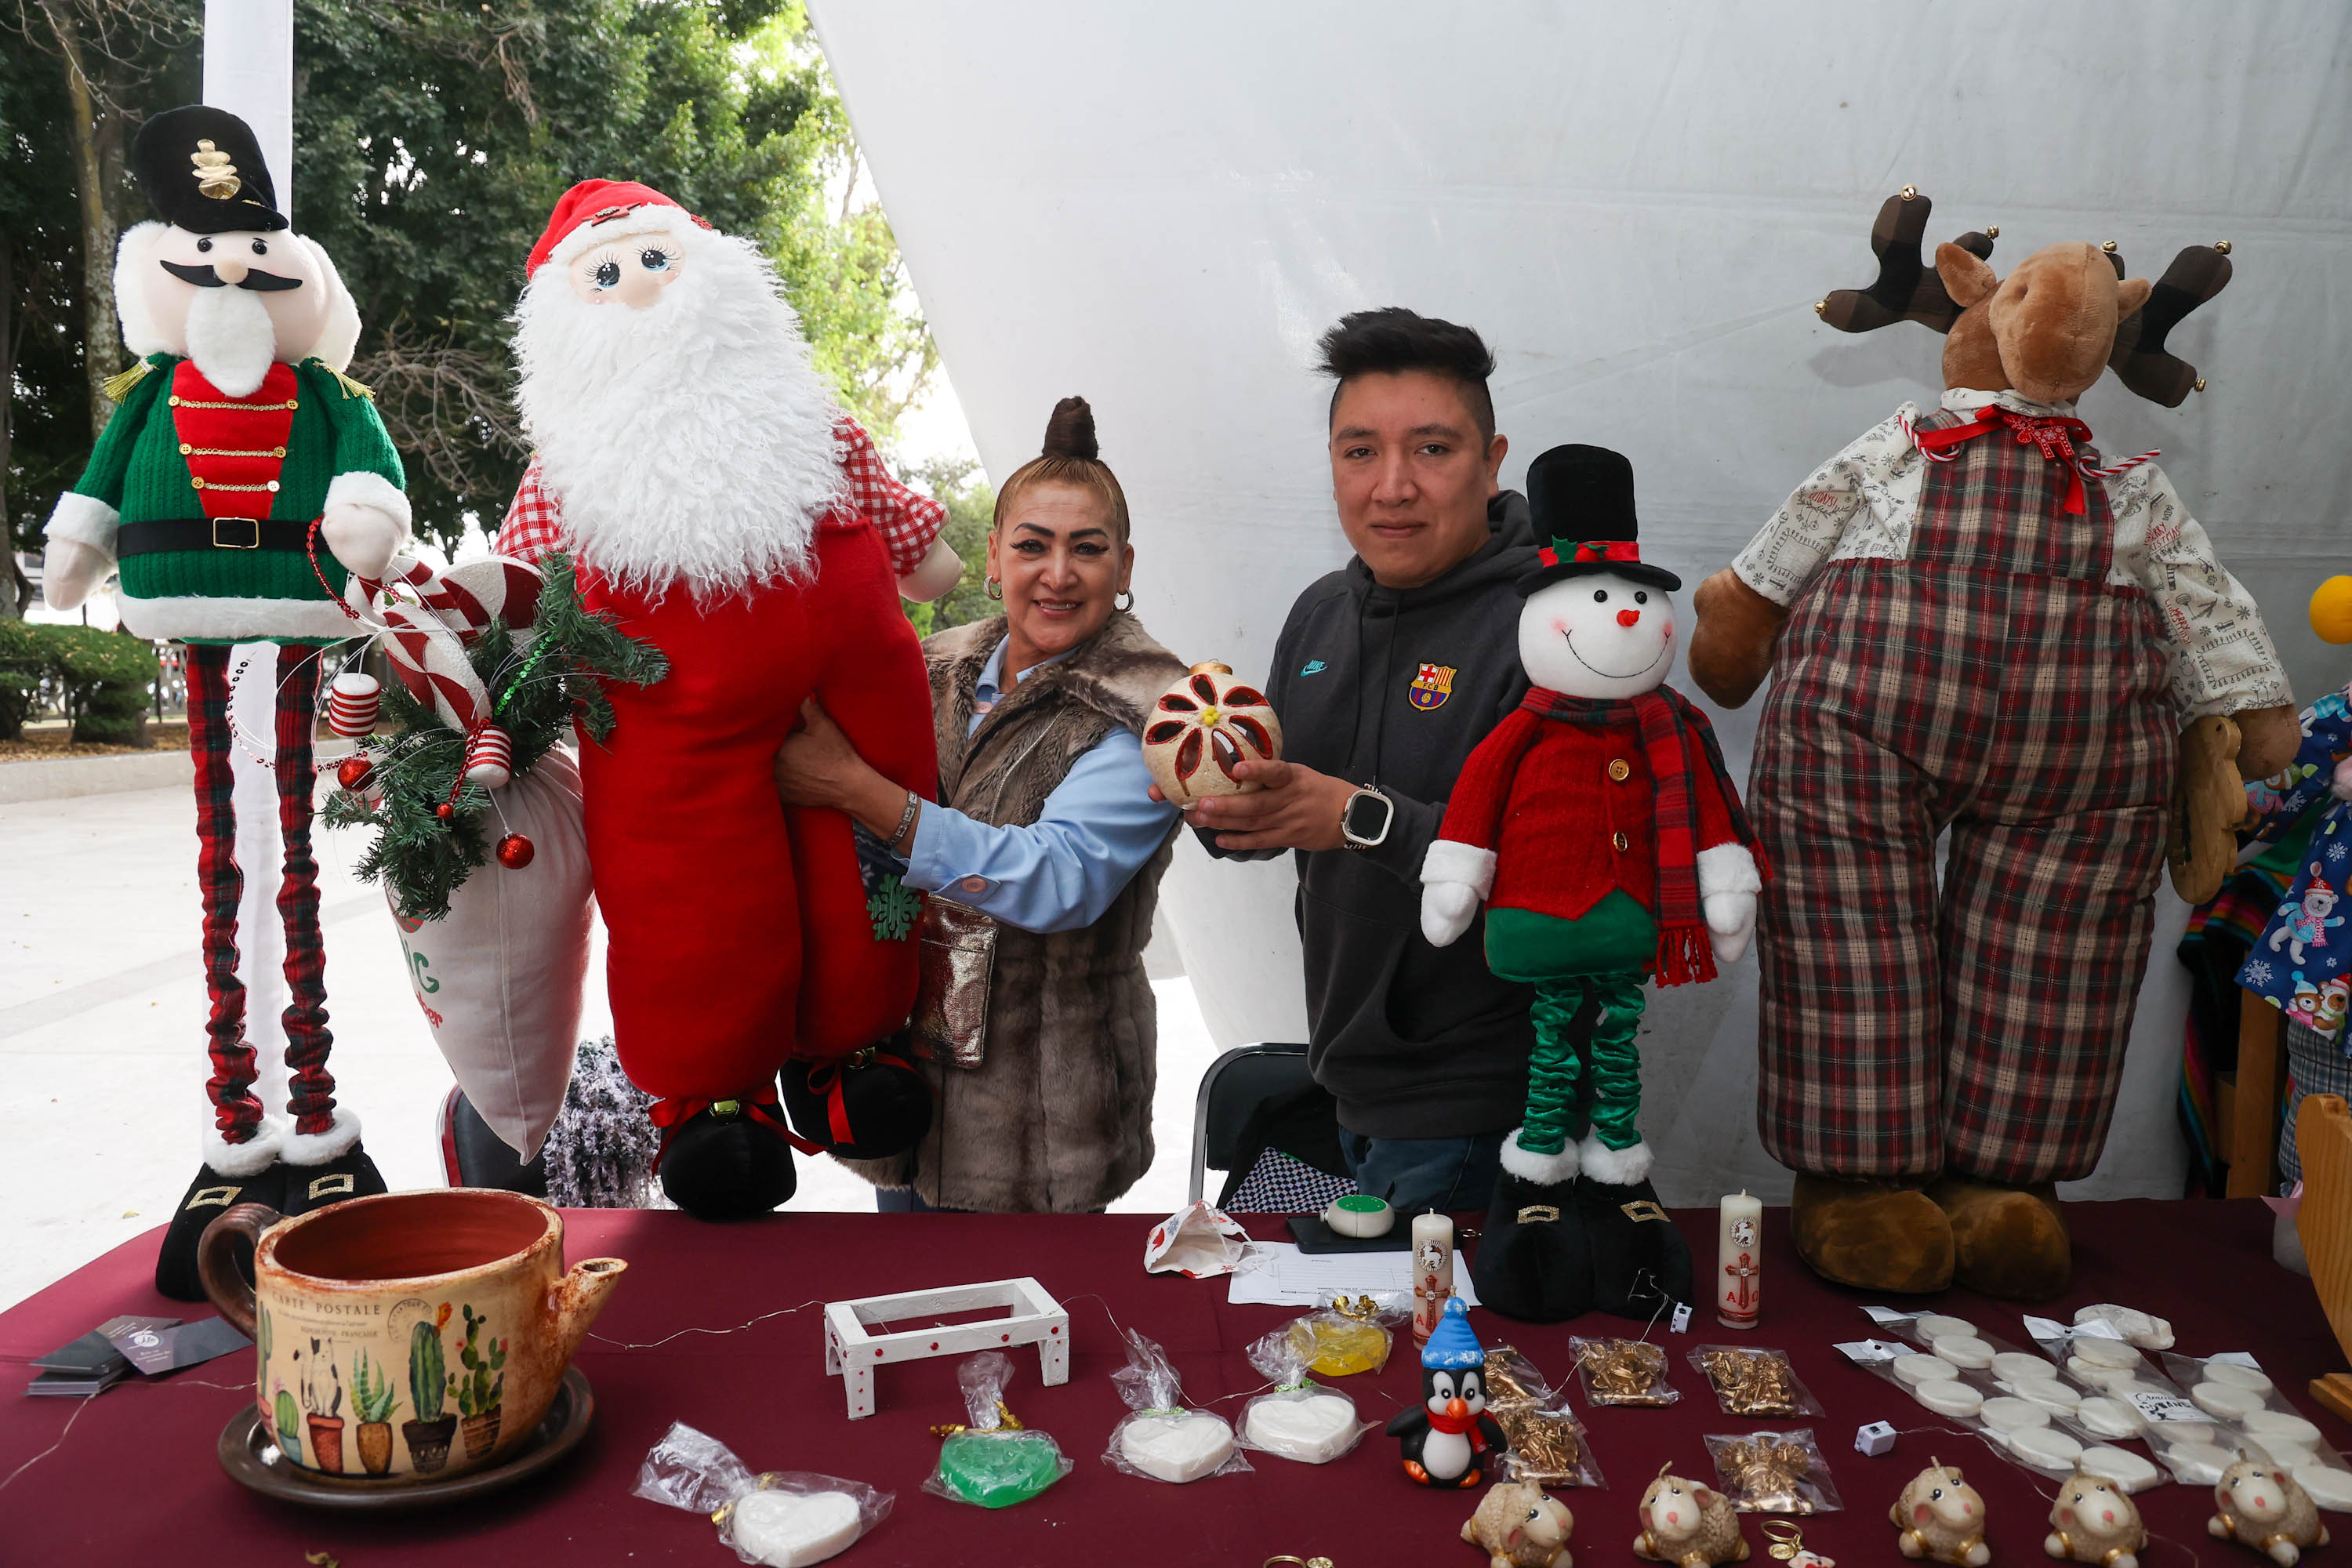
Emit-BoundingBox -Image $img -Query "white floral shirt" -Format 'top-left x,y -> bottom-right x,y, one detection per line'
1731,387 -> 2288,719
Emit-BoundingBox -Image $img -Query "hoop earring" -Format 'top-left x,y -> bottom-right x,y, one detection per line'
1115,590 -> 1134,612
985,578 -> 1004,601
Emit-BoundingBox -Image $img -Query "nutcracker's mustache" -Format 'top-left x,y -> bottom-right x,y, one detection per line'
161,260 -> 304,291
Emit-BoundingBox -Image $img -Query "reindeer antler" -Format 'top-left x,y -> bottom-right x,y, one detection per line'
2107,241 -> 2233,407
1816,188 -> 1998,336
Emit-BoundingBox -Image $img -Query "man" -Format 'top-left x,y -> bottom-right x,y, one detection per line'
1186,307 -> 1539,1214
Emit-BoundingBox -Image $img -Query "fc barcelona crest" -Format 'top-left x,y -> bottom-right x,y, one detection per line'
1409,662 -> 1456,710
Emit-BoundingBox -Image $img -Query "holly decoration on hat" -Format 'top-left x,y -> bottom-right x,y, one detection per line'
322,554 -> 664,920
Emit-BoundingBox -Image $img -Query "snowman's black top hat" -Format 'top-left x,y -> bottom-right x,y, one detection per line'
132,105 -> 287,233
1516,443 -> 1681,596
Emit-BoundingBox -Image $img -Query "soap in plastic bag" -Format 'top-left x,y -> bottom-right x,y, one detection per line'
633,1421 -> 892,1566
923,1350 -> 1073,1508
1235,1322 -> 1373,1465
1101,1326 -> 1250,1483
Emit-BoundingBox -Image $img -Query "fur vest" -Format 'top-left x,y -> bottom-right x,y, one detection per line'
855,610 -> 1186,1211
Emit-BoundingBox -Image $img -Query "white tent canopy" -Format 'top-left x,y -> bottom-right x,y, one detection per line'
812,0 -> 2352,1202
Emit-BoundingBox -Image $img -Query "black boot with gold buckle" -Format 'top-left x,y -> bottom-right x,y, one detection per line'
155,1160 -> 286,1301
780,1040 -> 933,1160
1580,1174 -> 1693,1320
278,1142 -> 388,1218
1470,1170 -> 1593,1323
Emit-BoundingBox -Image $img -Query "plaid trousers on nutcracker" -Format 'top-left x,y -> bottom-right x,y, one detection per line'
187,643 -> 340,1145
1751,409 -> 2177,1185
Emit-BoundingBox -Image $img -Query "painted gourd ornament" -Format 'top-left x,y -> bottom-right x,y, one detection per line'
1141,662 -> 1282,805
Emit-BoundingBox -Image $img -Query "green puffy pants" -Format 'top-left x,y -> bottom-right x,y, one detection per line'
1485,893 -> 1653,1159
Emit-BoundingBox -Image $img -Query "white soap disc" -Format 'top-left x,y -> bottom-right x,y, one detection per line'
2295,1465 -> 2352,1514
2069,1337 -> 2140,1370
728,1490 -> 865,1568
1980,1396 -> 2052,1433
1120,1411 -> 1236,1483
2092,1375 -> 2162,1399
1918,1314 -> 1978,1340
2247,1412 -> 2325,1448
1933,1335 -> 1996,1370
2203,1362 -> 2277,1395
1244,1393 -> 1359,1465
2162,1441 -> 2238,1487
2193,1381 -> 2267,1420
2078,1446 -> 2163,1493
2067,1361 -> 2136,1392
2150,1419 -> 2216,1444
2012,1378 -> 2082,1414
1915,1380 -> 1984,1419
2262,1444 -> 2320,1471
1896,1353 -> 1963,1385
2006,1427 -> 2085,1470
2074,1305 -> 2175,1351
2074,1396 -> 2147,1439
1991,1352 -> 2054,1381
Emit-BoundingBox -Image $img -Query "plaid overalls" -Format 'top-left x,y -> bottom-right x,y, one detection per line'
1751,407 -> 2177,1183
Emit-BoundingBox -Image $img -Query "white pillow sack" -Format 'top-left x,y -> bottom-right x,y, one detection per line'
390,745 -> 593,1160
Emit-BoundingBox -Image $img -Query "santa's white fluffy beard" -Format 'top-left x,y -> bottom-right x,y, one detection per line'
184,284 -> 278,397
511,228 -> 844,604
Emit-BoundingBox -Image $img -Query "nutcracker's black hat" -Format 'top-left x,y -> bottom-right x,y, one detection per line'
131,105 -> 287,233
1515,443 -> 1682,596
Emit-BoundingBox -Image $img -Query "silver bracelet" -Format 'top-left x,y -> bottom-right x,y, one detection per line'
885,789 -> 920,853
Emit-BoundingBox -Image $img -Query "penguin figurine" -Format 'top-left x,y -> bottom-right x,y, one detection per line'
1386,1297 -> 1507,1487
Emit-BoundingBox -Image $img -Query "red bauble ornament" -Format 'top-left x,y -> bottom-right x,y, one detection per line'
496,833 -> 535,869
336,755 -> 374,792
435,802 -> 456,821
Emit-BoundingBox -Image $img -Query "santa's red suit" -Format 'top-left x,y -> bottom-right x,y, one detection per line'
499,181 -> 947,1213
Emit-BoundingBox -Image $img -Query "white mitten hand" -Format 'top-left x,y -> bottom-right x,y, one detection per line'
321,503 -> 403,582
897,536 -> 963,604
1421,881 -> 1480,948
1704,891 -> 1757,964
42,539 -> 108,611
2332,756 -> 2352,804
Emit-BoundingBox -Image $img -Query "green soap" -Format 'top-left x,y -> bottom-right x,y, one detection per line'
937,1432 -> 1065,1508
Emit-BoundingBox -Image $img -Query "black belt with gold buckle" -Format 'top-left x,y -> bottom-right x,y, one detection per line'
116,517 -> 315,555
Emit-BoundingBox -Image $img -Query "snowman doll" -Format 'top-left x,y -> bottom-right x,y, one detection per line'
1421,445 -> 1763,1323
1386,1298 -> 1507,1488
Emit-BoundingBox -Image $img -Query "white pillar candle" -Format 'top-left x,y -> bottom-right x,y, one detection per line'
1410,1213 -> 1454,1343
1718,1190 -> 1762,1330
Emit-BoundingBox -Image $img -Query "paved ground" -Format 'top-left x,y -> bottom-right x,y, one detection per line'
0,781 -> 1221,1311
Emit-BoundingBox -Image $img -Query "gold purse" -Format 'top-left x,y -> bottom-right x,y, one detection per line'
912,896 -> 996,1069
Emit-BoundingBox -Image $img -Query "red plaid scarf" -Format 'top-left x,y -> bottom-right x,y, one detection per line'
1522,684 -> 1762,986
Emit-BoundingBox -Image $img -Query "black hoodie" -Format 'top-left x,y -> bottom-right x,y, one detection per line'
1215,492 -> 1539,1139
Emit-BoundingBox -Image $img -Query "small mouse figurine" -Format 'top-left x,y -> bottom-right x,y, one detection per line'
2046,1472 -> 2147,1568
2211,1457 -> 2330,1567
1389,1298 -> 1506,1488
1467,1480 -> 1577,1568
1893,1459 -> 1991,1566
1635,1465 -> 1750,1568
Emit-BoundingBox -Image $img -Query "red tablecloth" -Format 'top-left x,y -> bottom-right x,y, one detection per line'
0,1200 -> 2339,1566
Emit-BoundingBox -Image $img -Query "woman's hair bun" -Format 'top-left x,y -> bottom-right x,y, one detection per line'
1040,396 -> 1099,462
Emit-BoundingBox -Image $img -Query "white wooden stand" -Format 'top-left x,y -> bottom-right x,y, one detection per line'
822,1276 -> 1069,1419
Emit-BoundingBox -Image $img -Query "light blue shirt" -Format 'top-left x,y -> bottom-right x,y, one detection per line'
899,637 -> 1179,935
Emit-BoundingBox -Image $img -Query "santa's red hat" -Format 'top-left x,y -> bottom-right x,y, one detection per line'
526,179 -> 714,278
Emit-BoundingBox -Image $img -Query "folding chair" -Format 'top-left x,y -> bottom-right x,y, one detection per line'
1189,1041 -> 1358,1213
436,1086 -> 550,1197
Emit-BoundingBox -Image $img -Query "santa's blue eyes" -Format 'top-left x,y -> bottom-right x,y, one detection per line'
593,260 -> 620,289
590,250 -> 674,289
640,249 -> 670,271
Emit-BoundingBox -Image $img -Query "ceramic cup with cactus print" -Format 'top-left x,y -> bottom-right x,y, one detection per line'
199,1189 -> 625,1483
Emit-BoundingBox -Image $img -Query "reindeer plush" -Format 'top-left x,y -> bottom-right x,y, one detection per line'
1688,190 -> 2296,1301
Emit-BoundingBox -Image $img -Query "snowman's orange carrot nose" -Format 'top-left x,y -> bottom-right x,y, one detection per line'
1616,608 -> 1641,627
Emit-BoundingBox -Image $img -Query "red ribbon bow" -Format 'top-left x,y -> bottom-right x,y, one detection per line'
1912,405 -> 2100,515
648,1085 -> 816,1168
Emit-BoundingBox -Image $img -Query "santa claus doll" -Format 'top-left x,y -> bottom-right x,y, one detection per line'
495,180 -> 957,1218
1421,445 -> 1762,1322
40,106 -> 408,1297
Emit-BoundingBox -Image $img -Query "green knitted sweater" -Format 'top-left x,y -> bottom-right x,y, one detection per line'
69,352 -> 406,644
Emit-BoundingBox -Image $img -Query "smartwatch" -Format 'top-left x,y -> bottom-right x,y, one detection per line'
1341,786 -> 1394,850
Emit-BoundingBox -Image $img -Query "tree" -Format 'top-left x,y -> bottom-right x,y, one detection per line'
4,0 -> 942,561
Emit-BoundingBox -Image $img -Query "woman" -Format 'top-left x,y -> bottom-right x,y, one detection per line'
774,396 -> 1187,1211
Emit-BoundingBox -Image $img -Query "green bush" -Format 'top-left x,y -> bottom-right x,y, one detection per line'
0,622 -> 158,746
